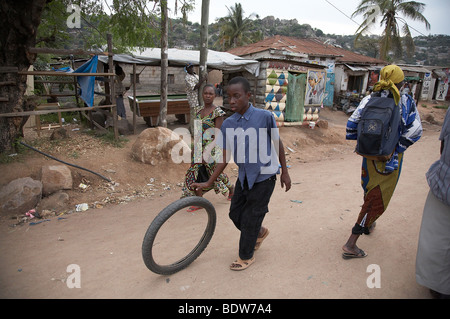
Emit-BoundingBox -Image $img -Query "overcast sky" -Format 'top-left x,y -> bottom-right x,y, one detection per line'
186,0 -> 448,36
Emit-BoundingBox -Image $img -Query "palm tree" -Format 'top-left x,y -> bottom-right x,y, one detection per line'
352,0 -> 430,60
216,3 -> 256,50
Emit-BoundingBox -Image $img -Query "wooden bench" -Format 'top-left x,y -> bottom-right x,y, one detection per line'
128,94 -> 191,127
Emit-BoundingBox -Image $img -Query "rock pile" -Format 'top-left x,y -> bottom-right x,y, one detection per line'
0,164 -> 72,217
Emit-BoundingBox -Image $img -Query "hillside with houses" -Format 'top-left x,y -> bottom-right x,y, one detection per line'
169,17 -> 450,67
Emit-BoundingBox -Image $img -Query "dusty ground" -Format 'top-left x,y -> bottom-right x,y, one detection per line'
0,98 -> 447,299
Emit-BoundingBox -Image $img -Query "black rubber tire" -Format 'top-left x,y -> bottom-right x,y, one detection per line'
142,196 -> 216,275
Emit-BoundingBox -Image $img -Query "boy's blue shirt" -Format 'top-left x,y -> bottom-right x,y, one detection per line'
220,104 -> 280,189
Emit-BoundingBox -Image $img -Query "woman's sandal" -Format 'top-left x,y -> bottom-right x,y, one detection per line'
342,248 -> 368,259
229,257 -> 255,271
254,227 -> 269,251
187,206 -> 203,212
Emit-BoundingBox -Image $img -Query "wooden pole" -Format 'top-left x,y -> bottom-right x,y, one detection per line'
0,104 -> 116,117
199,0 -> 210,105
159,0 -> 168,128
27,47 -> 109,56
132,63 -> 137,134
18,71 -> 114,76
70,54 -> 81,122
107,33 -> 118,139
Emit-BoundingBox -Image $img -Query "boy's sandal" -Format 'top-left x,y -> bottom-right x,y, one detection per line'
229,257 -> 255,271
227,186 -> 234,201
254,227 -> 269,251
187,206 -> 203,212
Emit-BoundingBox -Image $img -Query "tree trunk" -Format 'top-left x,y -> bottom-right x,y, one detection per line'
158,0 -> 168,128
0,0 -> 47,153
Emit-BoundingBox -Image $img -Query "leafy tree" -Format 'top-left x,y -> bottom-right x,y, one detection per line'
352,0 -> 430,60
354,35 -> 381,58
215,3 -> 256,51
0,0 -> 193,153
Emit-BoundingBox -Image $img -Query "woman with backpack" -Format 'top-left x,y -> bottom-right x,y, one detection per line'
342,65 -> 423,259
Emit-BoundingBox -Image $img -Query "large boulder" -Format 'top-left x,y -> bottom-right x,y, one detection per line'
131,127 -> 190,165
0,177 -> 42,215
41,165 -> 73,196
37,191 -> 70,212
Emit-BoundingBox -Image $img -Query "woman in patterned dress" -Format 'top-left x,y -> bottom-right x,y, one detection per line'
181,84 -> 234,211
342,65 -> 422,259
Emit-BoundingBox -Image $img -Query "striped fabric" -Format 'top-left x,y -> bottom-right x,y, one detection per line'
426,109 -> 450,206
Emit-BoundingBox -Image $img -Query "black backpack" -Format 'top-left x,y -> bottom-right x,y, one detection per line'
356,92 -> 401,161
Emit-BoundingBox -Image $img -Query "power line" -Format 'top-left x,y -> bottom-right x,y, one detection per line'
324,0 -> 377,36
397,18 -> 428,37
324,0 -> 360,27
324,0 -> 428,37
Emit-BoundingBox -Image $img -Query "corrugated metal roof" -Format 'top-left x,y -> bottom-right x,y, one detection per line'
98,48 -> 261,75
332,46 -> 386,65
227,35 -> 340,57
227,36 -> 386,65
344,64 -> 368,71
433,69 -> 448,79
397,64 -> 432,73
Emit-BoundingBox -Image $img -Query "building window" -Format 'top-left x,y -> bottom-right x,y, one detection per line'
348,75 -> 364,93
130,73 -> 140,84
168,74 -> 175,84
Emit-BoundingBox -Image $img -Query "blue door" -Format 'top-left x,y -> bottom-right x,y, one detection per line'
323,72 -> 335,107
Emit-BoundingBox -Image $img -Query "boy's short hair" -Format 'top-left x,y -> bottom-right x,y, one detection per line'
228,76 -> 251,93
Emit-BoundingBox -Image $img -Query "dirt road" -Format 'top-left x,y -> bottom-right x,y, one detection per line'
0,122 -> 442,299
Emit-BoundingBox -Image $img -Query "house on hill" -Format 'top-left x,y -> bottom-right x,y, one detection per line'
227,35 -> 386,124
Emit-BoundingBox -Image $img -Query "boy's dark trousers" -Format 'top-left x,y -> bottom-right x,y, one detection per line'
229,175 -> 276,260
